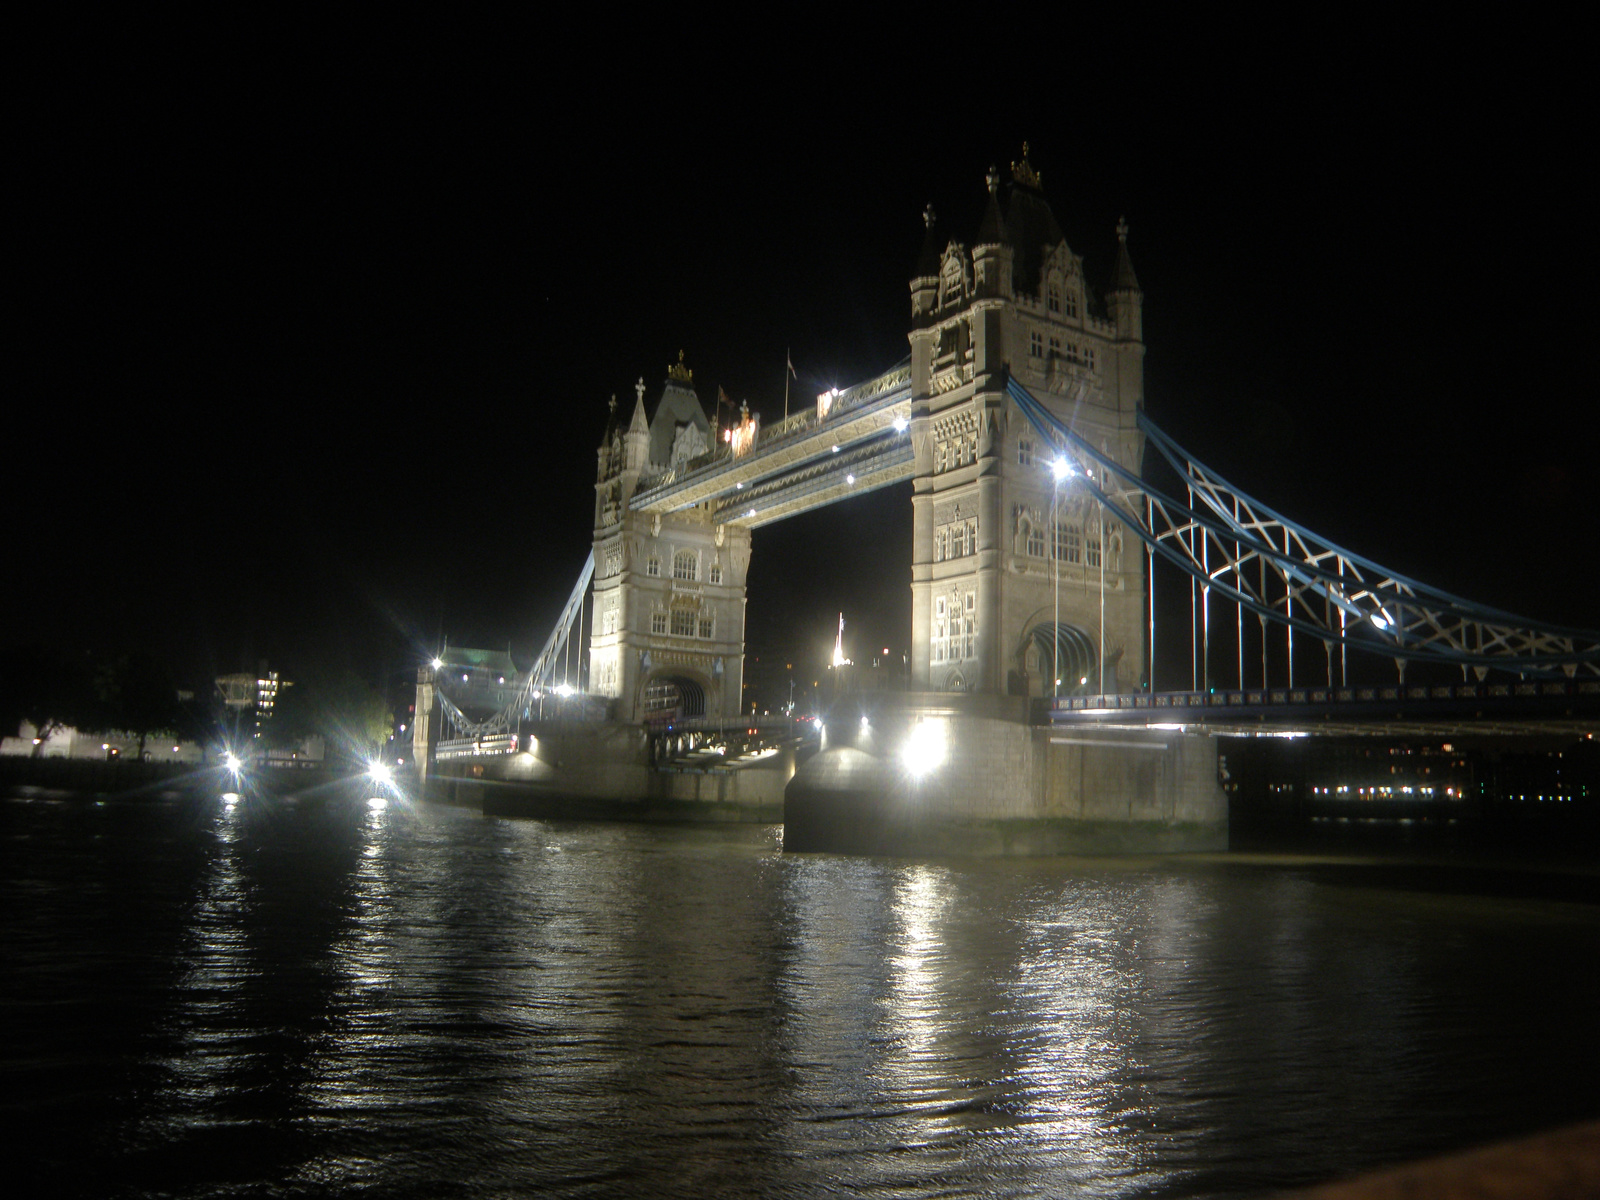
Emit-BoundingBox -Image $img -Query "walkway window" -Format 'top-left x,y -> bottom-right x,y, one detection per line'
673,551 -> 697,581
651,612 -> 668,635
697,615 -> 713,639
647,557 -> 660,577
671,609 -> 695,637
1018,439 -> 1033,467
709,563 -> 722,584
1053,521 -> 1081,564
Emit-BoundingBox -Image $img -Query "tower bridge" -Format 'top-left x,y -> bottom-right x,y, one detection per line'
417,148 -> 1600,853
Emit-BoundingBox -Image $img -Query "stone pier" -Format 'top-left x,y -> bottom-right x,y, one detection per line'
784,695 -> 1227,856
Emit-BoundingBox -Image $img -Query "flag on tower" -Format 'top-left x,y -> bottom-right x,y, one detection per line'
787,350 -> 798,379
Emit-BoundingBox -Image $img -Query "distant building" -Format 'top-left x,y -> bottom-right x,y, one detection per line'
1,721 -> 203,763
216,669 -> 286,740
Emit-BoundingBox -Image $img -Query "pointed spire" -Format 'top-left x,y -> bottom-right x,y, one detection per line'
914,202 -> 941,278
1111,217 -> 1141,292
976,164 -> 1008,245
629,377 -> 649,433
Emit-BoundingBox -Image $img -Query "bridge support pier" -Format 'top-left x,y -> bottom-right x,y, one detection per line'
784,695 -> 1227,856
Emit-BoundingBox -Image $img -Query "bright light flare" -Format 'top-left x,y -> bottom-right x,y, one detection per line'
900,718 -> 947,778
224,752 -> 242,773
553,683 -> 576,697
1050,457 -> 1075,482
892,416 -> 908,433
368,761 -> 394,787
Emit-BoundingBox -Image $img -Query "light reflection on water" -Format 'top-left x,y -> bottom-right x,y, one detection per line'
4,790 -> 1600,1199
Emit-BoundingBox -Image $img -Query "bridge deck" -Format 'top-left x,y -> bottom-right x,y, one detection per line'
1049,680 -> 1600,737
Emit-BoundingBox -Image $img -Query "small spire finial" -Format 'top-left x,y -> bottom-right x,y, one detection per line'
635,376 -> 645,406
668,350 -> 693,383
1116,216 -> 1129,244
1010,143 -> 1041,190
985,165 -> 999,194
608,393 -> 617,415
923,202 -> 936,229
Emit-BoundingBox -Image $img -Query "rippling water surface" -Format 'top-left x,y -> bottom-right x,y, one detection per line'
5,784 -> 1599,1198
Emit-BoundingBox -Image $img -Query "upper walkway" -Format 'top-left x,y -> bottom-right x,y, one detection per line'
629,364 -> 912,527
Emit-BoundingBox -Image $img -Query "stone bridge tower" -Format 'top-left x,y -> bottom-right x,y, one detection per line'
908,149 -> 1147,697
588,356 -> 751,724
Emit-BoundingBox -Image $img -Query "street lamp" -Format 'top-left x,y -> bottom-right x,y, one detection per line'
1050,456 -> 1074,701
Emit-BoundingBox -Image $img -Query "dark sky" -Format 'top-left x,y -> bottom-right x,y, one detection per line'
12,19 -> 1597,690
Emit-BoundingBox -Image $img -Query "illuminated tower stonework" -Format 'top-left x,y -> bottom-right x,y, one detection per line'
908,150 -> 1147,696
588,357 -> 750,723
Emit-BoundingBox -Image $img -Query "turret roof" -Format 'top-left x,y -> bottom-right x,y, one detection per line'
1110,217 -> 1141,292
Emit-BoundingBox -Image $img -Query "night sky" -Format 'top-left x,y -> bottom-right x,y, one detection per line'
13,20 -> 1597,692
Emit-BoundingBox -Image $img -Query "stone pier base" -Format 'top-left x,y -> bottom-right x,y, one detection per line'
784,695 -> 1227,856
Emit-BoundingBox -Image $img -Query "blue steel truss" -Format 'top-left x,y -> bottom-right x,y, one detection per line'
1007,377 -> 1600,679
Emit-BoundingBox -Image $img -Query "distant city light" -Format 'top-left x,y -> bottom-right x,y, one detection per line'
846,474 -> 855,484
431,658 -> 443,670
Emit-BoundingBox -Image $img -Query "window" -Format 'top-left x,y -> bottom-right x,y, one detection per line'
1064,290 -> 1079,319
1085,345 -> 1096,369
1030,330 -> 1043,358
697,615 -> 713,639
1026,521 -> 1045,558
650,611 -> 668,635
671,609 -> 695,637
673,551 -> 697,581
647,557 -> 660,577
709,563 -> 722,585
1053,521 -> 1081,564
1018,439 -> 1033,467
1086,530 -> 1102,569
1047,283 -> 1061,314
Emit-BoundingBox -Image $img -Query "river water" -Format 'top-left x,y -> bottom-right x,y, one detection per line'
5,783 -> 1598,1198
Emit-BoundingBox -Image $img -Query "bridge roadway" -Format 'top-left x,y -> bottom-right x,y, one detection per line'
1049,678 -> 1600,738
629,364 -> 912,527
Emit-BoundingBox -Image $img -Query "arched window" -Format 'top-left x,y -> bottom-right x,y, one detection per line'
647,557 -> 660,577
673,551 -> 697,581
1047,283 -> 1062,314
1026,520 -> 1045,558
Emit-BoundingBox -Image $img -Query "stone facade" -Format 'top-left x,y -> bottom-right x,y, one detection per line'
589,360 -> 750,723
908,152 -> 1147,698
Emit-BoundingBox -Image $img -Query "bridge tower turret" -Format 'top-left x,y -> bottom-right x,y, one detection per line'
588,356 -> 750,726
908,147 -> 1148,698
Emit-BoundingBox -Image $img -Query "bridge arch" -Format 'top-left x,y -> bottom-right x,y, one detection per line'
1018,620 -> 1098,696
640,669 -> 710,724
